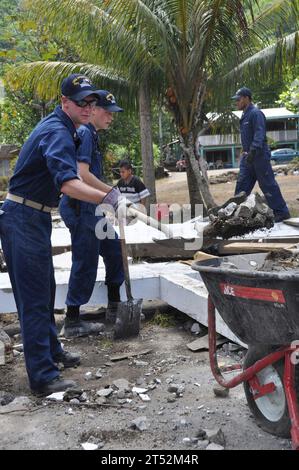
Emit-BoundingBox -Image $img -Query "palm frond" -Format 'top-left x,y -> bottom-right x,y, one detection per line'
8,60 -> 131,103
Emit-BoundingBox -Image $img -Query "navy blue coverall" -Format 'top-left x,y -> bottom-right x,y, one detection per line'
235,104 -> 289,219
0,106 -> 80,390
59,123 -> 124,308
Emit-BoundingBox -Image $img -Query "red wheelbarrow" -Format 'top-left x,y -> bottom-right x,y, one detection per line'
192,253 -> 299,450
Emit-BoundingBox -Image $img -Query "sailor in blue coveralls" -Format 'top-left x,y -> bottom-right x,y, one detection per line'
233,87 -> 290,222
0,75 -> 124,395
59,91 -> 125,337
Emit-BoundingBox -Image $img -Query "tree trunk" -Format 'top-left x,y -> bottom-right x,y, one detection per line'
186,164 -> 205,209
139,81 -> 157,211
181,131 -> 215,214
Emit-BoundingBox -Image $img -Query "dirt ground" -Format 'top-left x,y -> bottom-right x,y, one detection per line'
0,306 -> 292,451
156,169 -> 299,217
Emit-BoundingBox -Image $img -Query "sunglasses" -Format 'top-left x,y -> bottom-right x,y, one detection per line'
69,98 -> 97,108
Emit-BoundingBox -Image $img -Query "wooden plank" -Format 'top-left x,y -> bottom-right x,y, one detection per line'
127,242 -> 198,259
218,242 -> 297,255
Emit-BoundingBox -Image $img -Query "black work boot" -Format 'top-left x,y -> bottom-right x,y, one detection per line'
54,350 -> 81,368
31,377 -> 77,397
106,283 -> 121,324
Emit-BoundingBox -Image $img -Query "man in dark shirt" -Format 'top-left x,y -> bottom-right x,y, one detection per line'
0,74 -> 123,395
233,87 -> 290,222
59,91 -> 125,336
117,160 -> 150,206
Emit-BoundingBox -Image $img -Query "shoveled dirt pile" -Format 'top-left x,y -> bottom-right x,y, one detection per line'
259,250 -> 299,272
203,192 -> 274,240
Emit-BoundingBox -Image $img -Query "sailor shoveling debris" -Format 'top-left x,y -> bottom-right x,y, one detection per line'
203,191 -> 275,239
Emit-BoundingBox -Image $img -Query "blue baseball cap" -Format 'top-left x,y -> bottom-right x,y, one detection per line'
231,87 -> 252,99
61,74 -> 101,101
96,90 -> 123,112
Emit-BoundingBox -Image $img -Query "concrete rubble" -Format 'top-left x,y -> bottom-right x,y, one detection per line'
203,192 -> 275,239
130,416 -> 150,431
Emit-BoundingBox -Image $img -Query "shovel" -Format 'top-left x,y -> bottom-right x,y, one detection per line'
114,212 -> 142,340
127,206 -> 196,248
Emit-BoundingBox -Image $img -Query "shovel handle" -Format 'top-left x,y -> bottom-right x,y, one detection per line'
118,215 -> 133,301
127,206 -> 174,239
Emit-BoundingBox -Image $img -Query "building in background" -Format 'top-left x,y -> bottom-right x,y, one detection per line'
163,108 -> 299,170
199,107 -> 299,169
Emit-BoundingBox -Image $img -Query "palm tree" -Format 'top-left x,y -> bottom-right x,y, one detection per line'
11,0 -> 299,212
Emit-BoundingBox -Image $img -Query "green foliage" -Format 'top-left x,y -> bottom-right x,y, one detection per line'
277,78 -> 299,112
0,82 -> 41,145
0,177 -> 9,192
149,310 -> 177,328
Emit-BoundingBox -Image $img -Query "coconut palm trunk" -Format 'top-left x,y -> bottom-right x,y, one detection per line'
138,80 -> 157,210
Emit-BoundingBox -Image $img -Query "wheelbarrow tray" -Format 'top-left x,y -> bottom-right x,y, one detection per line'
192,253 -> 299,346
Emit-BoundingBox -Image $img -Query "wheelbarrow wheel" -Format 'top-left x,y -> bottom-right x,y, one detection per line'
243,345 -> 299,438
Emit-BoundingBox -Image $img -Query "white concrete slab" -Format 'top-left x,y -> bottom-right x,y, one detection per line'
0,258 -> 245,345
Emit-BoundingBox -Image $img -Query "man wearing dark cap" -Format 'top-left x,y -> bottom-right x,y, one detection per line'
232,87 -> 290,222
0,74 -> 123,395
59,90 -> 125,336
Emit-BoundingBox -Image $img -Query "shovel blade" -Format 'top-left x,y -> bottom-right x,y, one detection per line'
114,298 -> 143,339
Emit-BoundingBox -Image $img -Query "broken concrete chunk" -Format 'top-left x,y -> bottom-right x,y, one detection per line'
46,392 -> 65,402
0,396 -> 32,413
79,392 -> 88,402
96,388 -> 113,398
218,202 -> 237,218
205,427 -> 226,446
130,416 -> 149,431
84,372 -> 93,381
69,398 -> 80,406
139,394 -> 151,402
132,387 -> 148,394
187,335 -> 227,352
113,378 -> 130,392
81,442 -> 99,451
206,443 -> 225,451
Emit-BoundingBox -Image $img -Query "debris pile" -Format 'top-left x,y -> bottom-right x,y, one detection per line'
274,161 -> 299,176
209,171 -> 238,185
259,249 -> 299,272
203,192 -> 274,239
